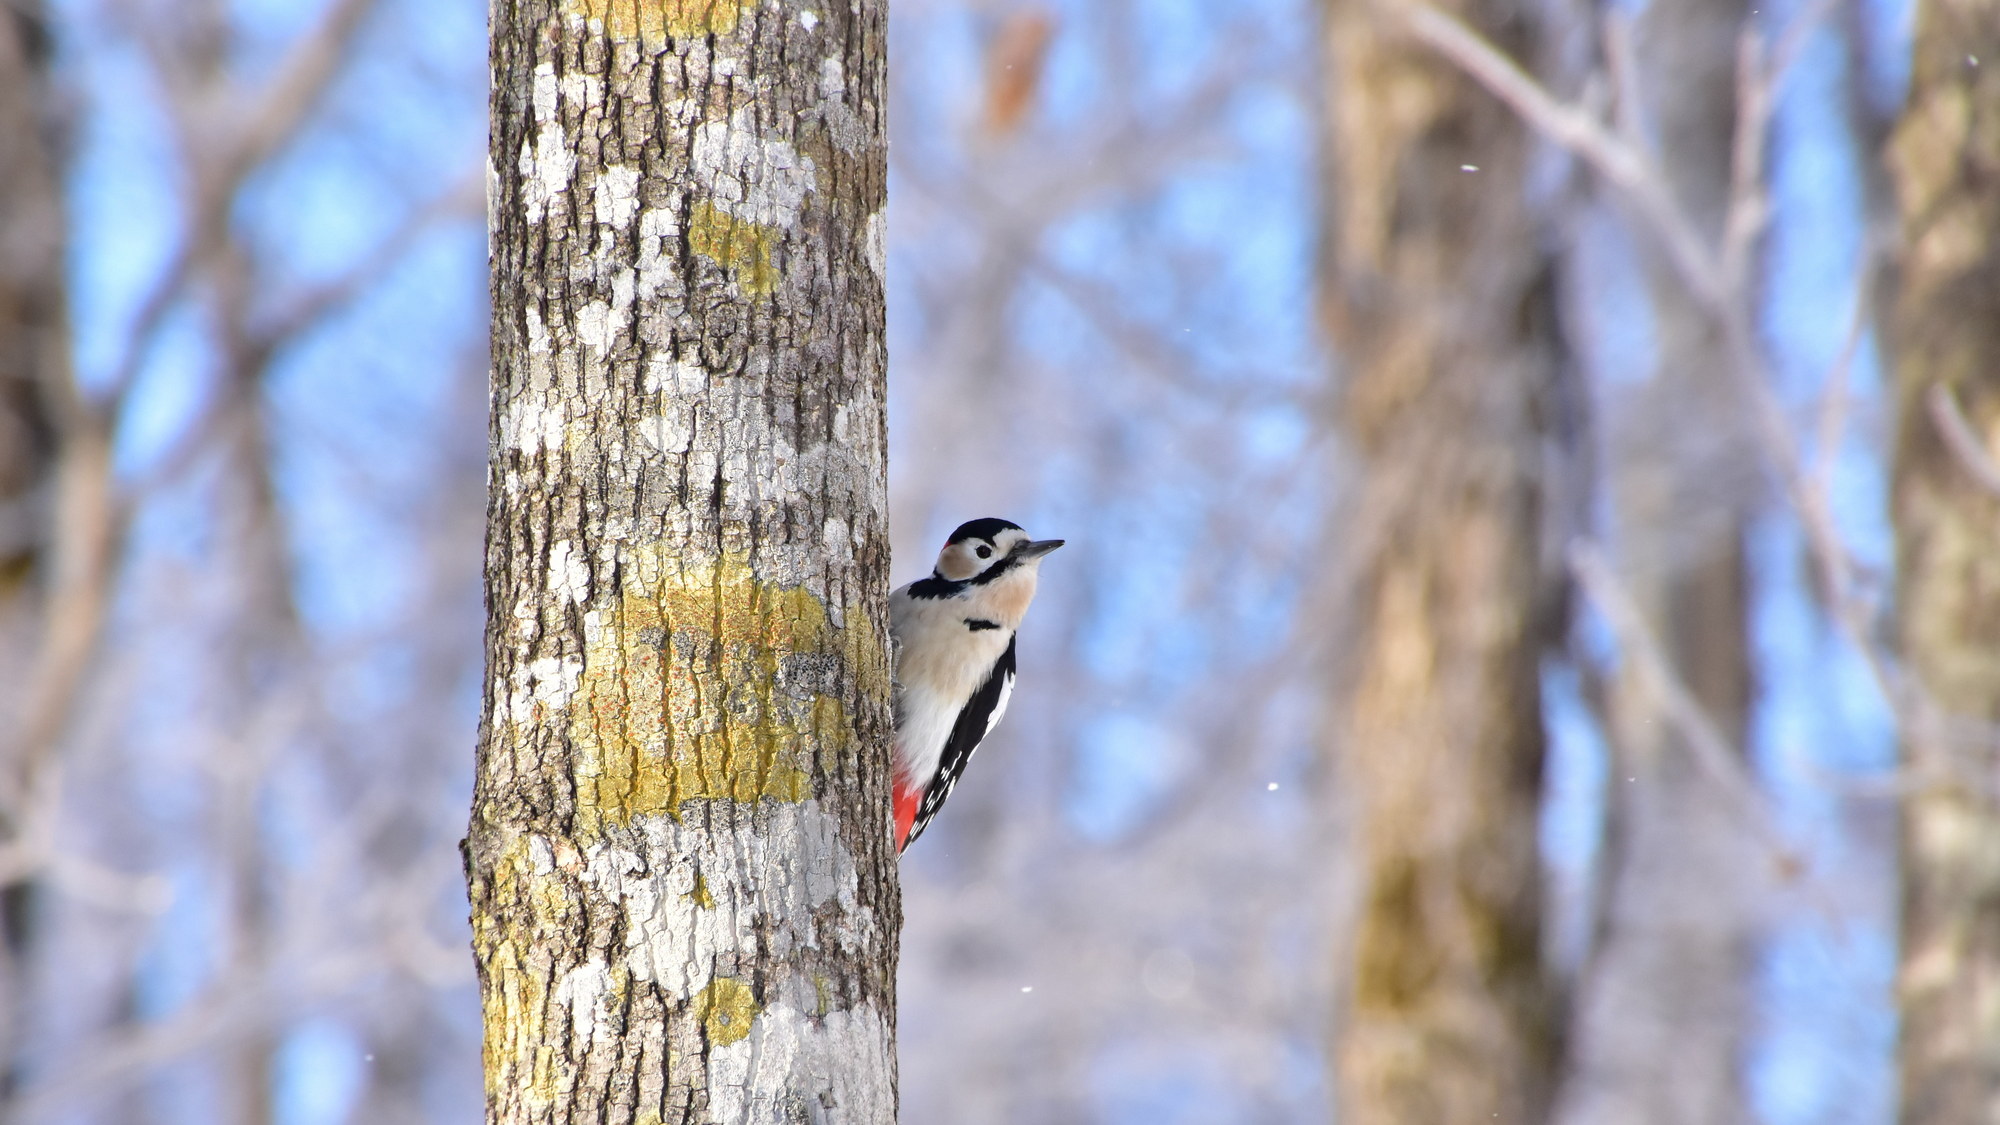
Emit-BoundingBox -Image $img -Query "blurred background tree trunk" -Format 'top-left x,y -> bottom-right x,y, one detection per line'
0,0 -> 60,599
1316,1 -> 1564,1120
1556,0 -> 1761,1120
467,2 -> 896,1122
0,0 -> 66,1098
1888,1 -> 2000,1120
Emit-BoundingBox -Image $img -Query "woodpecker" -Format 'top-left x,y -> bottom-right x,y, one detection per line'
890,518 -> 1063,851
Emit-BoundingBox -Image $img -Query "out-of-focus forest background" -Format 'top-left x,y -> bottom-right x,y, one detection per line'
3,0 -> 1995,1120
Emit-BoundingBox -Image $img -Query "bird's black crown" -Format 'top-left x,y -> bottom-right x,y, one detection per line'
946,517 -> 1022,545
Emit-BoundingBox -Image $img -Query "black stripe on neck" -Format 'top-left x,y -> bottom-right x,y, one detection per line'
906,575 -> 967,600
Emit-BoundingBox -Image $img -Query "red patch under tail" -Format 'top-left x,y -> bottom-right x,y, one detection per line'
893,781 -> 921,853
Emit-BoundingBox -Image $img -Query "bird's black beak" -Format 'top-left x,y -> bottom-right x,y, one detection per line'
1016,539 -> 1065,559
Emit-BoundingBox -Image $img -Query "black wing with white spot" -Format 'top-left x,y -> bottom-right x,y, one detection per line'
905,636 -> 1016,848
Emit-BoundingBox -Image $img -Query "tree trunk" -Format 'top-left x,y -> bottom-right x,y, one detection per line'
1317,1 -> 1563,1120
467,4 -> 896,1123
0,0 -> 65,1101
0,0 -> 58,599
1888,2 -> 2000,1120
1557,0 -> 1759,1120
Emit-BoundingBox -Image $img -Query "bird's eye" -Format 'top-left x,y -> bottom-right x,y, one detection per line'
975,545 -> 992,559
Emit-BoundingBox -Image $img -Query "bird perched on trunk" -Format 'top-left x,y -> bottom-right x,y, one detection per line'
890,518 -> 1063,851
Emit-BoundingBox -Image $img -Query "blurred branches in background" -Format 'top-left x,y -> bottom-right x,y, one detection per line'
890,0 -> 1965,1120
0,0 -> 1989,1120
0,0 -> 485,1119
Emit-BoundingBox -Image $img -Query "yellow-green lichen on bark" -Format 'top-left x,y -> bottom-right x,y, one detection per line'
569,546 -> 885,835
689,201 -> 780,294
475,833 -> 582,1105
565,0 -> 741,42
481,939 -> 565,1107
696,976 -> 761,1046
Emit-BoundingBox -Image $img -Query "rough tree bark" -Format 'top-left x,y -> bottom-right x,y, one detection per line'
1557,0 -> 1759,1120
466,2 -> 896,1123
1888,1 -> 2000,1120
1317,0 -> 1563,1120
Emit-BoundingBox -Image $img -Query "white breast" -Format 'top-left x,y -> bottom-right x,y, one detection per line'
890,585 -> 1017,786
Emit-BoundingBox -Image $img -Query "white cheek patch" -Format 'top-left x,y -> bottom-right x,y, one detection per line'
936,542 -> 982,581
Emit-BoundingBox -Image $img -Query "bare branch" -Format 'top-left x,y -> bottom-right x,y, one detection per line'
1398,0 -> 2000,787
1719,27 -> 1772,296
1387,0 -> 1725,306
1926,383 -> 2000,497
1567,543 -> 1874,953
225,0 -> 380,178
1810,246 -> 1877,482
103,0 -> 385,409
1602,11 -> 1643,145
1568,542 -> 1808,876
9,425 -> 116,815
246,169 -> 483,356
12,946 -> 379,1120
